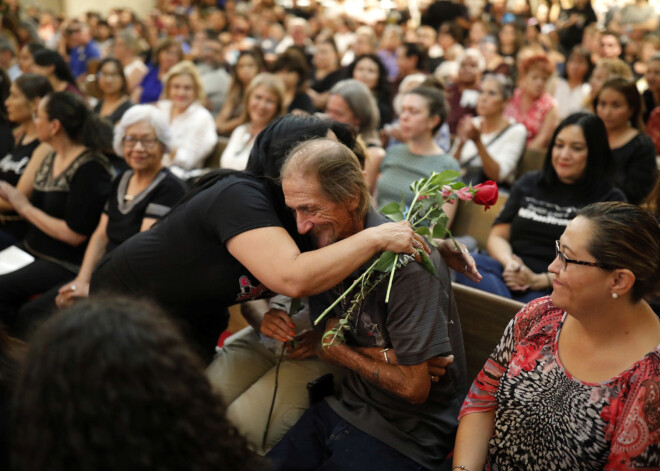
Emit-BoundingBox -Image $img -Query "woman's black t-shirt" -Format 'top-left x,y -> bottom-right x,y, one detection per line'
0,135 -> 41,241
104,168 -> 187,252
494,172 -> 626,273
23,150 -> 113,271
0,135 -> 40,186
92,174 -> 287,313
611,133 -> 657,205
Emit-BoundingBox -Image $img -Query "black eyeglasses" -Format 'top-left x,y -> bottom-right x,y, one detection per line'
554,240 -> 617,271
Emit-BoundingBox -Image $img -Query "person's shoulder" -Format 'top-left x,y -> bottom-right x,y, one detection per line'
513,171 -> 543,190
633,132 -> 655,149
513,295 -> 562,338
159,168 -> 188,193
386,143 -> 409,156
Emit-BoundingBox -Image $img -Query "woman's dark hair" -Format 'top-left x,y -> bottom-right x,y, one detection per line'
96,57 -> 129,96
561,46 -> 594,83
594,77 -> 644,130
0,69 -> 9,123
22,42 -> 44,59
577,202 -> 660,301
400,42 -> 428,71
272,47 -> 309,92
347,53 -> 392,123
347,53 -> 389,96
13,73 -> 53,101
32,49 -> 79,91
162,115 -> 355,245
43,92 -> 112,150
226,48 -> 266,107
540,112 -> 614,195
0,324 -> 24,471
152,37 -> 183,67
406,85 -> 448,133
11,296 -> 263,471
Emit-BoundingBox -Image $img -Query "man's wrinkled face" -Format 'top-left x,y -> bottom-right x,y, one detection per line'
282,173 -> 358,248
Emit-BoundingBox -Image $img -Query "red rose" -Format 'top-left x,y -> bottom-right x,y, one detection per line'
473,180 -> 499,210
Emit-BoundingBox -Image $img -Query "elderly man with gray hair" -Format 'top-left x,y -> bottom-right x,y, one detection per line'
266,138 -> 467,471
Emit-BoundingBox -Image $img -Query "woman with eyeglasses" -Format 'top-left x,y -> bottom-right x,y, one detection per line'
15,106 -> 187,332
92,58 -> 133,125
0,92 -> 114,338
455,113 -> 625,303
453,201 -> 660,470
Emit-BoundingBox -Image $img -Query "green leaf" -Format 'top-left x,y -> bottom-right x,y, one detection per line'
430,170 -> 461,187
374,251 -> 397,272
380,201 -> 403,215
432,213 -> 449,239
385,211 -> 404,222
418,248 -> 437,275
415,226 -> 431,237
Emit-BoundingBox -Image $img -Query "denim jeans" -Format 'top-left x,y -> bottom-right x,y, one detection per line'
454,252 -> 550,304
266,401 -> 432,471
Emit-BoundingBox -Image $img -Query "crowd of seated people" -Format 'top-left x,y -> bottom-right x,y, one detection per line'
0,0 -> 657,469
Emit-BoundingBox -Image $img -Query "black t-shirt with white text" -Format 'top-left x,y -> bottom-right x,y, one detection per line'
494,172 -> 625,273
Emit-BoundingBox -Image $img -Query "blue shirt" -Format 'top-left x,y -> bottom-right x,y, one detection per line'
69,41 -> 100,78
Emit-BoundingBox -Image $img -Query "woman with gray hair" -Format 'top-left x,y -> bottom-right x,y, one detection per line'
17,105 -> 187,331
326,79 -> 384,191
452,74 -> 527,186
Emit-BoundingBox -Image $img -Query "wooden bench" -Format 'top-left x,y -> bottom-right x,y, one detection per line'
452,282 -> 524,383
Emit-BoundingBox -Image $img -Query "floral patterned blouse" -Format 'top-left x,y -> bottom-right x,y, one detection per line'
459,296 -> 660,470
504,89 -> 556,144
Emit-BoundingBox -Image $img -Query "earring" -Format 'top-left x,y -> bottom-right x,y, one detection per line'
611,293 -> 618,299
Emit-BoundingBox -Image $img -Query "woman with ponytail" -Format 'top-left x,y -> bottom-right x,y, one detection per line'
0,92 -> 113,338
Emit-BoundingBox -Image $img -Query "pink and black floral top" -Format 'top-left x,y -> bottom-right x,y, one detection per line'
459,296 -> 660,470
504,89 -> 556,144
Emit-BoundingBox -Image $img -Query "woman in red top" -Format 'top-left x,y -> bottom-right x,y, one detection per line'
453,201 -> 660,470
505,55 -> 559,151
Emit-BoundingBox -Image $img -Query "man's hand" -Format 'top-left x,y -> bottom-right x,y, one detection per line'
286,330 -> 321,360
378,349 -> 454,383
428,355 -> 454,381
260,308 -> 295,343
438,239 -> 482,283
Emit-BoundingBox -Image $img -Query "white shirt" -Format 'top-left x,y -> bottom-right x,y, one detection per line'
220,123 -> 254,171
451,116 -> 527,185
553,78 -> 591,120
157,100 -> 218,170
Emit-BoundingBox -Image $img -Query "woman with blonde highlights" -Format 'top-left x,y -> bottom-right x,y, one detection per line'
156,61 -> 217,171
220,73 -> 285,170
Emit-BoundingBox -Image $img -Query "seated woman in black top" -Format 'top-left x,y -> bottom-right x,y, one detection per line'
92,58 -> 133,125
455,113 -> 626,303
272,48 -> 316,115
0,74 -> 53,249
595,77 -> 657,205
17,105 -> 187,333
0,92 -> 113,337
90,115 -> 426,361
307,37 -> 345,111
